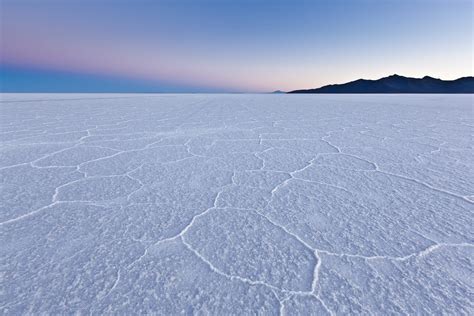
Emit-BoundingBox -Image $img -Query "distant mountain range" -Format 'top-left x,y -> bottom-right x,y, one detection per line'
288,75 -> 474,94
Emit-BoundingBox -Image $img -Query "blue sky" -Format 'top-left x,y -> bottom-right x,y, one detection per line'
1,0 -> 472,92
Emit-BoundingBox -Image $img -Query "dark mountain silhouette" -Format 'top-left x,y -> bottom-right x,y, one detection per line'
271,90 -> 286,94
289,75 -> 474,93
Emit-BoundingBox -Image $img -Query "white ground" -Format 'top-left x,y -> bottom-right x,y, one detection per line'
1,94 -> 473,314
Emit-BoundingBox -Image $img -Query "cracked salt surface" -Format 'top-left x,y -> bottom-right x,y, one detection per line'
1,93 -> 473,314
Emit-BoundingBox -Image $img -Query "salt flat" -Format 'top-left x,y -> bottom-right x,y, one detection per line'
1,94 -> 473,314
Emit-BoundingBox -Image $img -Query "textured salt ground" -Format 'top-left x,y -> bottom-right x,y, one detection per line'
1,93 -> 473,315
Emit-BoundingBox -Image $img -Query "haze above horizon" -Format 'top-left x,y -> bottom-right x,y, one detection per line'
1,0 -> 472,93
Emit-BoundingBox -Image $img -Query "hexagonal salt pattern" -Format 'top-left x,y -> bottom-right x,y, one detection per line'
1,93 -> 472,314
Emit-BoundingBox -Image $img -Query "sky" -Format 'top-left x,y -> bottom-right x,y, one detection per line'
0,0 -> 472,92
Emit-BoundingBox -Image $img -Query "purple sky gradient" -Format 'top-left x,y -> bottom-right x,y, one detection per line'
1,0 -> 472,92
